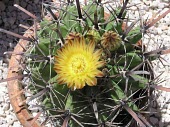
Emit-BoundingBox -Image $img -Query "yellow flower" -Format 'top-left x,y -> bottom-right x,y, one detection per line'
54,37 -> 105,90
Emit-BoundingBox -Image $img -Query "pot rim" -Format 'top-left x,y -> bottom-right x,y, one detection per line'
7,27 -> 42,127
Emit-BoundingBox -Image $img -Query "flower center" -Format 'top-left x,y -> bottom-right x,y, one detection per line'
71,55 -> 86,74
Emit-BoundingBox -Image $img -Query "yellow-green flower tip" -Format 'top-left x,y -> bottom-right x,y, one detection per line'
86,29 -> 101,43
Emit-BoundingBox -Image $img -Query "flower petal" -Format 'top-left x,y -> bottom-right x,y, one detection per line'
95,70 -> 104,77
86,77 -> 97,86
57,76 -> 65,84
93,49 -> 103,60
96,61 -> 105,68
87,41 -> 95,53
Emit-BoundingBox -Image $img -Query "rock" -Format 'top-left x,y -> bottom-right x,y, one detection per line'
3,57 -> 9,64
159,121 -> 164,127
6,34 -> 13,40
11,24 -> 17,29
162,114 -> 170,122
27,1 -> 33,4
7,48 -> 14,52
8,6 -> 16,12
6,38 -> 13,44
4,22 -> 10,28
0,2 -> 5,11
10,112 -> 18,121
2,18 -> 8,23
11,11 -> 17,17
157,28 -> 163,35
3,103 -> 10,111
0,106 -> 5,115
0,113 -> 6,118
0,82 -> 7,88
4,111 -> 10,116
0,19 -> 2,25
3,0 -> 9,3
18,28 -> 25,34
21,13 -> 30,19
1,119 -> 7,124
1,12 -> 6,18
20,0 -> 27,8
27,4 -> 33,12
0,95 -> 4,103
158,3 -> 165,9
150,117 -> 159,125
8,17 -> 16,25
149,107 -> 158,116
25,91 -> 32,97
167,29 -> 170,36
8,42 -> 15,48
0,119 -> 3,125
164,17 -> 170,25
13,0 -> 19,4
34,0 -> 39,4
3,63 -> 8,68
0,86 -> 7,94
32,112 -> 38,117
150,1 -> 159,8
6,115 -> 15,126
142,6 -> 149,11
9,104 -> 13,111
161,109 -> 167,113
13,28 -> 19,33
13,121 -> 21,127
2,72 -> 7,79
151,100 -> 157,108
0,58 -> 3,65
0,70 -> 2,80
3,98 -> 9,104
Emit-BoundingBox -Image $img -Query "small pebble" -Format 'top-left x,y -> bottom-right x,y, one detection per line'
0,2 -> 6,11
151,100 -> 157,108
13,121 -> 21,127
3,103 -> 10,111
6,115 -> 17,125
150,117 -> 159,125
151,1 -> 159,8
167,29 -> 170,36
159,121 -> 164,127
158,3 -> 165,9
5,110 -> 10,115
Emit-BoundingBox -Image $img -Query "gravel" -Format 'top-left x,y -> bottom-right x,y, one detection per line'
135,1 -> 170,126
0,0 -> 48,127
0,0 -> 170,127
0,0 -> 43,57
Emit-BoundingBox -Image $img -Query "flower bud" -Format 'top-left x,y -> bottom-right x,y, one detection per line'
65,32 -> 82,43
86,29 -> 101,43
101,31 -> 121,51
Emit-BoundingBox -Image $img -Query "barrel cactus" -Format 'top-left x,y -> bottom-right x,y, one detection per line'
2,0 -> 170,127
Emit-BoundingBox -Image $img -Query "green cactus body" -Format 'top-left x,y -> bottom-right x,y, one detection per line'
26,1 -> 153,126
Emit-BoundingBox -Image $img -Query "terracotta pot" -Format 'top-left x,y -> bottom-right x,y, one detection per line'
6,24 -> 140,127
7,28 -> 42,127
